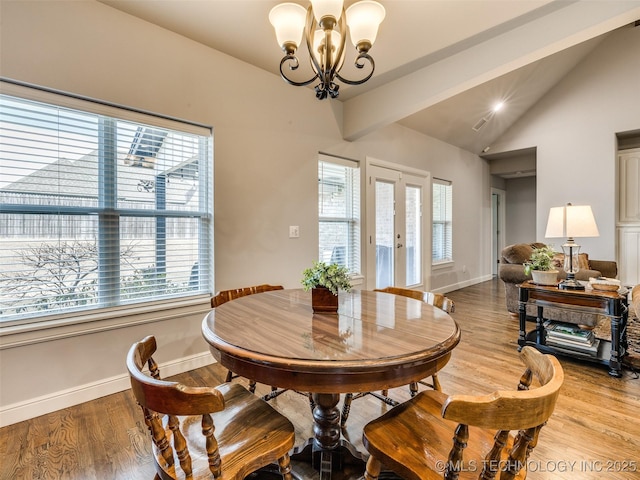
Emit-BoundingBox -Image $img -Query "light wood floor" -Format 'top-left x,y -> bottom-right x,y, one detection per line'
2,279 -> 639,480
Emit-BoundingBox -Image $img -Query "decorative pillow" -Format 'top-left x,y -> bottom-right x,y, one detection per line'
552,253 -> 590,271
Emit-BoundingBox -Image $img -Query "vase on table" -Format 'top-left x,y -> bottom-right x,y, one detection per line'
531,269 -> 559,286
311,287 -> 339,314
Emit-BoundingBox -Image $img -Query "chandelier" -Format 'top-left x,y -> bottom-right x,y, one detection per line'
269,1 -> 386,100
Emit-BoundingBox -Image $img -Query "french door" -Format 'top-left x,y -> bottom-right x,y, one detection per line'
366,162 -> 430,290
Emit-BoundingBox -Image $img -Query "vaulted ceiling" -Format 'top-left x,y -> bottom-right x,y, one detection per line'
98,0 -> 640,155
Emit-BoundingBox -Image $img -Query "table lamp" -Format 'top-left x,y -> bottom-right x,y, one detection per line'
545,203 -> 599,290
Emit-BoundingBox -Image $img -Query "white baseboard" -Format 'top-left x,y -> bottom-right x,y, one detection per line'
433,274 -> 494,294
0,352 -> 215,428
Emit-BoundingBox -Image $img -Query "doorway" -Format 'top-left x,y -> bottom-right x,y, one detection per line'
366,160 -> 431,290
491,188 -> 506,276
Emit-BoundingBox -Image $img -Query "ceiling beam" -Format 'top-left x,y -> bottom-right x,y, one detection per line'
342,0 -> 640,141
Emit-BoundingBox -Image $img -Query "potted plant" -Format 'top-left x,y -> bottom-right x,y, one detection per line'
301,261 -> 352,313
524,245 -> 559,286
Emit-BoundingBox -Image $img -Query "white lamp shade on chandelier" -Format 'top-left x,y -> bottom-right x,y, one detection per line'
269,3 -> 307,49
311,0 -> 343,22
313,29 -> 343,67
345,1 -> 386,46
269,0 -> 385,99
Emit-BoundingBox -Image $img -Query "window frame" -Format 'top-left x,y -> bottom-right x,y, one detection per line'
0,81 -> 214,331
432,178 -> 453,265
318,154 -> 361,277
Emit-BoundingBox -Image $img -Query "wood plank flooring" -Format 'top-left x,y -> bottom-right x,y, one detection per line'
1,279 -> 639,480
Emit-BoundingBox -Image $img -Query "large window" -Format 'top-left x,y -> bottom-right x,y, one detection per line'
318,155 -> 360,275
0,84 -> 213,323
432,178 -> 452,264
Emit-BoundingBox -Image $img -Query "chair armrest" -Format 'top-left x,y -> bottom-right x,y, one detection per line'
498,264 -> 530,284
588,260 -> 617,279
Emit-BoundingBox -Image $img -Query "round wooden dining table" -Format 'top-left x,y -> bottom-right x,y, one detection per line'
201,288 -> 460,476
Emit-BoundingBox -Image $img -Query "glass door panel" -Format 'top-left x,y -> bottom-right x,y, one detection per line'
375,180 -> 394,289
405,184 -> 421,286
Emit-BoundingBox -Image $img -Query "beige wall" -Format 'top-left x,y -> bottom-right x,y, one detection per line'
505,177 -> 537,245
490,24 -> 640,260
0,1 -> 491,424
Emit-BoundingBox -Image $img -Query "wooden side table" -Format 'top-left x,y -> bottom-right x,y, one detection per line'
518,281 -> 628,377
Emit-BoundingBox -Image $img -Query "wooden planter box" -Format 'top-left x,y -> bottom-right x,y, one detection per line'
311,287 -> 339,314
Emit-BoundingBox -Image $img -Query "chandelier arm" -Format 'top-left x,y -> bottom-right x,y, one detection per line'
304,6 -> 323,81
335,53 -> 375,85
279,55 -> 319,87
328,10 -> 347,79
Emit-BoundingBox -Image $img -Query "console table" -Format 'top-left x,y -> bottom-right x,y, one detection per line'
518,281 -> 628,377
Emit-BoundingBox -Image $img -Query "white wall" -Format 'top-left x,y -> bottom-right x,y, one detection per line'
0,1 -> 491,425
491,24 -> 640,260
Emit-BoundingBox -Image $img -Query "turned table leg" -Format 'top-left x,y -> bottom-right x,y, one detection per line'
518,299 -> 527,349
312,393 -> 341,450
609,315 -> 623,377
291,392 -> 367,477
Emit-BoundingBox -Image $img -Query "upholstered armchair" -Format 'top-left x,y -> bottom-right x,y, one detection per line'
498,242 -> 618,326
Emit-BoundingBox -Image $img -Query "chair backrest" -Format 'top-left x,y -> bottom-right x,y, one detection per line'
127,335 -> 225,478
374,286 -> 455,313
211,284 -> 284,308
441,346 -> 564,479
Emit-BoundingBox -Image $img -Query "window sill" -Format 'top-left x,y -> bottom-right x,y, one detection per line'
432,261 -> 454,270
0,295 -> 212,350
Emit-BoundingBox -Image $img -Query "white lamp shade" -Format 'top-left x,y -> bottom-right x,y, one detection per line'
346,1 -> 386,46
269,3 -> 307,49
545,206 -> 565,238
312,29 -> 342,67
310,0 -> 344,23
545,204 -> 599,238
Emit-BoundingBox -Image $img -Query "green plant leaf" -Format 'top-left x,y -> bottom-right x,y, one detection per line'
301,261 -> 352,295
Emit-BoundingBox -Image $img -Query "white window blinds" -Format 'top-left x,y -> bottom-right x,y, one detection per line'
0,84 -> 213,323
432,178 -> 452,264
318,155 -> 361,275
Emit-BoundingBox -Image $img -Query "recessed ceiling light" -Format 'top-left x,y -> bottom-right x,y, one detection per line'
492,101 -> 505,113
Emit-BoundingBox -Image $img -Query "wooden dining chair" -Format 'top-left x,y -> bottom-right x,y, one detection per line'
211,284 -> 284,394
127,335 -> 296,480
211,283 -> 284,309
340,286 -> 455,427
362,346 -> 564,480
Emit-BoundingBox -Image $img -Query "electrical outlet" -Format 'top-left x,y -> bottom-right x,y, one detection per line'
289,226 -> 300,238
